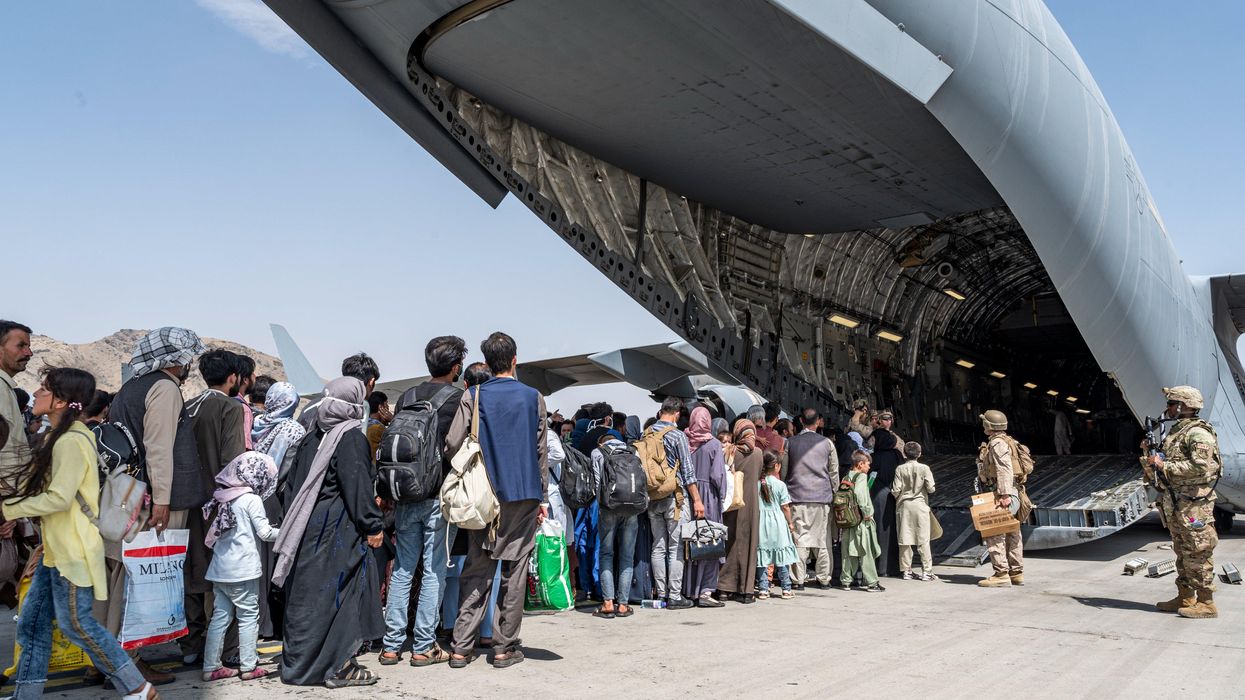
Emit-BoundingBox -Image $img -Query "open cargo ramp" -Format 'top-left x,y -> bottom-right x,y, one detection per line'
927,454 -> 1150,566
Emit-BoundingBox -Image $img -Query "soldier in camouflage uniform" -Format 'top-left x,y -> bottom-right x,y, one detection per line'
976,410 -> 1025,587
1145,386 -> 1223,619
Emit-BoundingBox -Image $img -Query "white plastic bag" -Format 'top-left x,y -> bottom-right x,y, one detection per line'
119,528 -> 189,650
721,467 -> 735,513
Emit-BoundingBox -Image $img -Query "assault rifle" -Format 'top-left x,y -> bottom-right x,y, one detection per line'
1143,416 -> 1176,512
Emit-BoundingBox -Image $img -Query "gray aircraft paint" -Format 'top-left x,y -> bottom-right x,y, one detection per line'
261,0 -> 1244,519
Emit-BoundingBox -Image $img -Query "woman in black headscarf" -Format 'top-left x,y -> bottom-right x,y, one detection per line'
274,377 -> 385,688
868,411 -> 904,578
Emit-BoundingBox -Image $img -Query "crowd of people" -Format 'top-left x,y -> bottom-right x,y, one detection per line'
0,319 -> 953,696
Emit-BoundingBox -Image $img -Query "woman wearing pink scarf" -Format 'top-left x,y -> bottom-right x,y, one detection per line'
681,406 -> 729,607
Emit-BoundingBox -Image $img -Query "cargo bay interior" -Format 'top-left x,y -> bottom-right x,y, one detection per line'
403,0 -> 1153,557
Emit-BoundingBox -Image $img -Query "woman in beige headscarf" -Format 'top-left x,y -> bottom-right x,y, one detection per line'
716,419 -> 764,603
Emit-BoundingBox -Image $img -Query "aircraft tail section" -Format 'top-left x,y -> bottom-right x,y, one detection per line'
269,324 -> 325,396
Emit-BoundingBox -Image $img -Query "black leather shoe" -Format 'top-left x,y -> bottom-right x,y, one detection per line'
790,583 -> 805,591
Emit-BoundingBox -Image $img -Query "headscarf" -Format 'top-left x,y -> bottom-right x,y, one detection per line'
711,417 -> 729,437
272,377 -> 365,586
129,327 -> 205,379
624,415 -> 642,442
686,406 -> 713,452
203,451 -> 277,548
732,418 -> 757,456
848,430 -> 871,454
252,381 -> 301,448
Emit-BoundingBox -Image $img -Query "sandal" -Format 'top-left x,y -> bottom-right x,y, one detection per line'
756,591 -> 770,600
615,604 -> 634,618
201,667 -> 239,682
122,682 -> 161,700
239,668 -> 270,681
493,649 -> 524,669
448,654 -> 476,669
592,604 -> 616,619
780,590 -> 795,599
410,645 -> 451,667
324,663 -> 379,689
377,651 -> 402,666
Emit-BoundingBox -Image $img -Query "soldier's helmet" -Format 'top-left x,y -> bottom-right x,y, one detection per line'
1163,385 -> 1204,410
852,398 -> 869,411
980,410 -> 1008,432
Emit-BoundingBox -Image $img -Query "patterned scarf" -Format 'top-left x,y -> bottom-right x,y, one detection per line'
129,327 -> 205,379
203,451 -> 277,548
252,381 -> 303,451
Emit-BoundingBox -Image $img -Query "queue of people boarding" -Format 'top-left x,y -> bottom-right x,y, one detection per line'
0,320 -> 943,695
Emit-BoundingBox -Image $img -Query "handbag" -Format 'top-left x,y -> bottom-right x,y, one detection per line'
439,388 -> 500,530
724,468 -> 746,513
929,510 -> 944,540
74,430 -> 149,543
682,518 -> 727,561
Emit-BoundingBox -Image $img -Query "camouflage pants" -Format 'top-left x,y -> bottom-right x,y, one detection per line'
1160,496 -> 1218,591
984,531 -> 1023,575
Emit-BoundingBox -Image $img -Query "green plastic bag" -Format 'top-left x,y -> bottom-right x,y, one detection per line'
524,519 -> 574,612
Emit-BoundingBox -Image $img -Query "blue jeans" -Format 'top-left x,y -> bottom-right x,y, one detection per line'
598,508 -> 638,602
442,555 -> 500,638
15,560 -> 145,698
383,498 -> 455,653
205,579 -> 260,672
756,564 -> 792,593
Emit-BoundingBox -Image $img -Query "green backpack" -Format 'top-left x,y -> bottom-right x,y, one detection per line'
832,477 -> 863,529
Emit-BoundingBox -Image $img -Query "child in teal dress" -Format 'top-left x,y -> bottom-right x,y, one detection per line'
755,452 -> 798,599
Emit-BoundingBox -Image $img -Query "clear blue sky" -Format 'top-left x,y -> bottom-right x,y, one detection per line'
3,1 -> 1242,417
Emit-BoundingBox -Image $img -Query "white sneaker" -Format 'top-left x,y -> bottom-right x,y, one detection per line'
919,573 -> 940,582
901,571 -> 915,580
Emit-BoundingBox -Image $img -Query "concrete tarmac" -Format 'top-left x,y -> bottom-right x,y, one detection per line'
4,514 -> 1243,699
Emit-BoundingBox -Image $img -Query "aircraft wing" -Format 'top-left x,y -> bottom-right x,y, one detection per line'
271,324 -> 728,399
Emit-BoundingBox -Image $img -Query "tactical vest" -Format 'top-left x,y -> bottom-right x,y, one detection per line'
1161,418 -> 1223,488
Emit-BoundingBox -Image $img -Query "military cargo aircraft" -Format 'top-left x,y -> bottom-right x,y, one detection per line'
260,0 -> 1244,557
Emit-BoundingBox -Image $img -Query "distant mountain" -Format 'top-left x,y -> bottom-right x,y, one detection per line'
15,330 -> 285,398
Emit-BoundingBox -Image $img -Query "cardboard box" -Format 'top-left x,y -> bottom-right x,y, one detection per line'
970,492 -> 1021,538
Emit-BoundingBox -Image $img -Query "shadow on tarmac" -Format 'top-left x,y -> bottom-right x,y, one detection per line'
1069,596 -> 1157,612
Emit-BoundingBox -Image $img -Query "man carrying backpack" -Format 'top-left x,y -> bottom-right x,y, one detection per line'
98,326 -> 207,687
638,397 -> 703,610
378,336 -> 466,667
591,430 -> 647,618
976,410 -> 1027,588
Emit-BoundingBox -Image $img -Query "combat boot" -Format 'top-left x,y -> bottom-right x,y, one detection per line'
1177,589 -> 1218,619
1156,585 -> 1195,612
1009,571 -> 1024,586
978,571 -> 1011,587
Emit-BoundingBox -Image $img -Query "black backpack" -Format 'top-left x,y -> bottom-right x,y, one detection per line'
598,443 -> 649,516
559,445 -> 596,510
91,421 -> 142,480
376,384 -> 458,503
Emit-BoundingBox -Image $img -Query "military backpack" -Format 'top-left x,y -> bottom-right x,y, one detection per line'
832,476 -> 863,529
